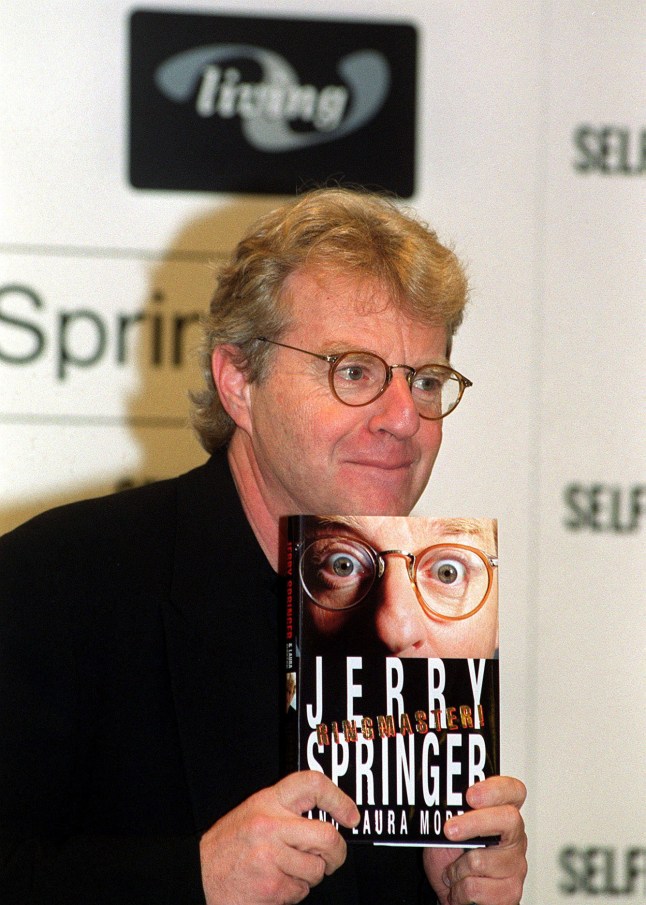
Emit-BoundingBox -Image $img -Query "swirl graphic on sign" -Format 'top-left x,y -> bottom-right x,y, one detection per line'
154,44 -> 391,152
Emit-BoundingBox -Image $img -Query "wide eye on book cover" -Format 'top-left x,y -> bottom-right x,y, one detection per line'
285,515 -> 499,847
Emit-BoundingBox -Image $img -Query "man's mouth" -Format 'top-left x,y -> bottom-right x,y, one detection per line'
348,457 -> 415,471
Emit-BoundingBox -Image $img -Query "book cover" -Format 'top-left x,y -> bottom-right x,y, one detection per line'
285,514 -> 500,847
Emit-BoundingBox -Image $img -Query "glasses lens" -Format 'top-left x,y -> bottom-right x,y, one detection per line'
414,545 -> 491,619
300,538 -> 377,610
330,352 -> 388,406
411,366 -> 462,419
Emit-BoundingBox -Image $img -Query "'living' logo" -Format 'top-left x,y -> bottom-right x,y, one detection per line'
129,10 -> 417,196
154,44 -> 390,152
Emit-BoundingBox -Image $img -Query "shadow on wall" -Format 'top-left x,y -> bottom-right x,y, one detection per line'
0,197 -> 283,536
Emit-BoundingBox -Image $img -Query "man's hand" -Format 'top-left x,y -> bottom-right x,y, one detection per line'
200,771 -> 360,905
423,776 -> 527,905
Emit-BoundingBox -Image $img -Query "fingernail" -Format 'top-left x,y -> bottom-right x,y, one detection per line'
468,786 -> 483,806
442,869 -> 451,888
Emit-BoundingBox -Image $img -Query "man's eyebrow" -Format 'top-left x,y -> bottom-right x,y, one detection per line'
308,517 -> 495,541
308,516 -> 366,534
435,518 -> 488,535
432,518 -> 497,550
317,338 -> 450,367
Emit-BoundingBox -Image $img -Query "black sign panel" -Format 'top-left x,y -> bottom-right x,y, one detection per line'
129,10 -> 417,196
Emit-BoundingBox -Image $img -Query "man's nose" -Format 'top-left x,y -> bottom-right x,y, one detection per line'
371,555 -> 428,655
367,370 -> 420,438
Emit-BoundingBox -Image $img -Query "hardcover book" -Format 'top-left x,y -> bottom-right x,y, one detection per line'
285,514 -> 500,847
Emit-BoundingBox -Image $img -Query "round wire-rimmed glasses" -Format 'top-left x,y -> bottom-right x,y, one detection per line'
299,537 -> 498,622
257,337 -> 472,420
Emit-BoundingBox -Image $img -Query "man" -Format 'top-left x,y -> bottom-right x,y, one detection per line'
0,188 -> 526,904
297,515 -> 499,659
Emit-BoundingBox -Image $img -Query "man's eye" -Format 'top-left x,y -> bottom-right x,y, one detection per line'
338,365 -> 365,382
328,552 -> 361,576
430,559 -> 467,585
302,538 -> 375,610
413,374 -> 441,394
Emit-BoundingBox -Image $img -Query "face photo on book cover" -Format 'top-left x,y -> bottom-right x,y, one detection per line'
299,516 -> 498,659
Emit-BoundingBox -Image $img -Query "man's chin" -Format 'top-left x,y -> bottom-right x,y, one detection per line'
337,461 -> 429,513
327,485 -> 422,517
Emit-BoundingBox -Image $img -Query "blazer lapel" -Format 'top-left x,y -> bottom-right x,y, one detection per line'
162,452 -> 283,830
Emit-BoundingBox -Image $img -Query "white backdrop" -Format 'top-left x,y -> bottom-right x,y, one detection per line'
1,2 -> 644,902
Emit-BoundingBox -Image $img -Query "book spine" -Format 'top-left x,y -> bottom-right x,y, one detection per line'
284,515 -> 304,774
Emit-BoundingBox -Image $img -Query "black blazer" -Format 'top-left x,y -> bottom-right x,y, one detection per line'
0,453 -> 432,904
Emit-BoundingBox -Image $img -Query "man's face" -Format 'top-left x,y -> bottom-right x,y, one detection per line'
240,267 -> 449,520
302,516 -> 499,659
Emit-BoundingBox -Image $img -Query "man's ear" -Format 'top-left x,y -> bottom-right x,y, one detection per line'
211,344 -> 253,434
